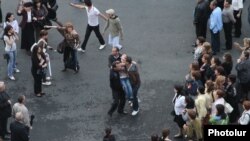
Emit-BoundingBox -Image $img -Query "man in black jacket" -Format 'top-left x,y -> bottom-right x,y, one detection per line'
107,48 -> 126,116
0,81 -> 11,140
10,112 -> 29,141
236,52 -> 250,101
194,0 -> 210,39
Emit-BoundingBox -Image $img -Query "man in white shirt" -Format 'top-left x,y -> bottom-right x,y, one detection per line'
232,0 -> 243,37
70,0 -> 107,53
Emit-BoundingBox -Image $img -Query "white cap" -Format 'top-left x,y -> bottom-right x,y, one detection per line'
105,9 -> 115,15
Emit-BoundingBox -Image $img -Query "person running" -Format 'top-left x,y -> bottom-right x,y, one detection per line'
103,9 -> 124,50
70,0 -> 107,52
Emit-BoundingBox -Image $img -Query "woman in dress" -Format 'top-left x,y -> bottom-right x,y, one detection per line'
17,2 -> 35,53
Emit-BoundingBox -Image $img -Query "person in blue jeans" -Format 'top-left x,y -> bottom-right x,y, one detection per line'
3,25 -> 20,81
117,54 -> 133,100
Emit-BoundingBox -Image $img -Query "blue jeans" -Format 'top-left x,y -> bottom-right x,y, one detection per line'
211,30 -> 220,54
120,77 -> 133,99
6,50 -> 17,77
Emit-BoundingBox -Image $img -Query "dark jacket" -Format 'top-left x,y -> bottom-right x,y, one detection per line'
0,91 -> 11,119
10,121 -> 29,141
108,54 -> 121,68
110,69 -> 123,91
194,0 -> 209,24
127,63 -> 141,87
17,10 -> 34,29
222,62 -> 233,77
235,59 -> 250,83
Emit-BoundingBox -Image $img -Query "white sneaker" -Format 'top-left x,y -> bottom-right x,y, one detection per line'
99,44 -> 106,50
15,69 -> 20,73
9,76 -> 15,80
131,109 -> 139,116
42,81 -> 52,86
77,48 -> 85,52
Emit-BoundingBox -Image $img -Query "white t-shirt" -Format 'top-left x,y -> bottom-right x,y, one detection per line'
86,6 -> 100,26
4,35 -> 17,51
3,20 -> 19,34
232,0 -> 243,11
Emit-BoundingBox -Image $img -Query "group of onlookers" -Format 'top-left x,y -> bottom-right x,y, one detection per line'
0,81 -> 31,141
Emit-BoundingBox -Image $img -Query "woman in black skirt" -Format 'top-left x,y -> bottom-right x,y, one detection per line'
17,2 -> 35,53
172,84 -> 186,138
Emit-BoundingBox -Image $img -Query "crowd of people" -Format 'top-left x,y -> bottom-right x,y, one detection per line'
0,0 -> 141,140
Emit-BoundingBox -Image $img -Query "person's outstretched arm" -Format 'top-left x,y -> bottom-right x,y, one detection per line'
70,3 -> 86,9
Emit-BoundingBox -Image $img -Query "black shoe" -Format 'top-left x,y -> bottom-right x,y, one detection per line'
118,111 -> 128,115
192,44 -> 197,47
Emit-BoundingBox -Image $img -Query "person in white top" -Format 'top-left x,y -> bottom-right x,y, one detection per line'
70,0 -> 107,52
238,100 -> 250,125
3,12 -> 19,34
3,25 -> 20,81
232,0 -> 243,37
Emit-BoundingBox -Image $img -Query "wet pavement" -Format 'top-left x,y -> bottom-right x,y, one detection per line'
0,0 -> 250,141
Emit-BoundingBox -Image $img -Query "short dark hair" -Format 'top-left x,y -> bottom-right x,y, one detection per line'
174,84 -> 183,94
151,134 -> 159,141
228,74 -> 236,84
5,12 -> 13,22
39,30 -> 48,37
225,0 -> 232,4
126,56 -> 132,64
85,0 -> 92,7
188,110 -> 197,120
223,53 -> 233,63
105,127 -> 112,135
198,86 -> 205,94
162,128 -> 170,138
215,66 -> 224,75
197,36 -> 206,44
18,95 -> 25,103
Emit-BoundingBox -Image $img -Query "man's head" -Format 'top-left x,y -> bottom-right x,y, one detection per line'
210,0 -> 217,10
105,127 -> 112,135
0,81 -> 6,92
111,47 -> 119,56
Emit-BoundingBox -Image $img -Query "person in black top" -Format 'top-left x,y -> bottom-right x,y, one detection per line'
0,82 -> 11,140
107,47 -> 126,116
31,45 -> 47,97
10,112 -> 29,141
103,128 -> 115,141
193,0 -> 209,39
222,53 -> 233,77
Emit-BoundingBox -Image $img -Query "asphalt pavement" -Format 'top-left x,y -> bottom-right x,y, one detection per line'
0,0 -> 249,141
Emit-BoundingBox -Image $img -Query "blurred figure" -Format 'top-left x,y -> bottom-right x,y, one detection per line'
103,128 -> 115,141
0,81 -> 11,140
10,112 -> 30,141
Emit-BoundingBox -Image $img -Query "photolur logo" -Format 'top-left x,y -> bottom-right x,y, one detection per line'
208,129 -> 247,137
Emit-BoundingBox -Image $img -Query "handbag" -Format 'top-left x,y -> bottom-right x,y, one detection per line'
3,53 -> 10,60
224,102 -> 233,114
57,39 -> 66,54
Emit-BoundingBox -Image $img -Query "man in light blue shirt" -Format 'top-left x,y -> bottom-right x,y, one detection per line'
209,0 -> 223,55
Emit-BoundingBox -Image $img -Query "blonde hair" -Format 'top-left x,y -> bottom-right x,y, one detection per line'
203,42 -> 212,54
